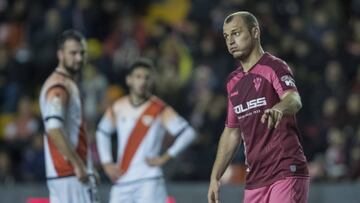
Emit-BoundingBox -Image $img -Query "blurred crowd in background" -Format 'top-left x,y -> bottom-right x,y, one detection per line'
0,0 -> 359,184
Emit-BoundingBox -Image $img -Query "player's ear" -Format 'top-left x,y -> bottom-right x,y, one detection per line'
252,26 -> 260,39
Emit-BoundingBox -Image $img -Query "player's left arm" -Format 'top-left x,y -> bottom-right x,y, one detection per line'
146,106 -> 197,166
261,62 -> 302,128
261,90 -> 302,128
273,90 -> 302,115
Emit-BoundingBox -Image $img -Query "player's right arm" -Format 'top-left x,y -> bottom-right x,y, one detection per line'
45,86 -> 88,182
208,127 -> 242,203
96,107 -> 118,182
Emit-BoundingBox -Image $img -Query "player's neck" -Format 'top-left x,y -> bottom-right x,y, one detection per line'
241,46 -> 264,72
129,93 -> 150,107
56,66 -> 77,80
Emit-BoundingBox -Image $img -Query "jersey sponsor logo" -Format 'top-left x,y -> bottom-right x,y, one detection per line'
281,75 -> 296,87
233,97 -> 267,114
253,77 -> 262,91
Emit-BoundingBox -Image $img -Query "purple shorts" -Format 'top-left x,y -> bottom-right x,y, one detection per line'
243,176 -> 310,203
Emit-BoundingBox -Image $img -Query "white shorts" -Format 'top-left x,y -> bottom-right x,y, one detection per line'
47,176 -> 94,203
110,177 -> 167,203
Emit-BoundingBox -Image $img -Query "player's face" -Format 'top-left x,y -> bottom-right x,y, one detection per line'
223,16 -> 257,60
58,39 -> 87,75
127,67 -> 153,98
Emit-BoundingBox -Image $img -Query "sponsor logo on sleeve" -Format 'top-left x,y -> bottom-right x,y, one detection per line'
281,75 -> 296,87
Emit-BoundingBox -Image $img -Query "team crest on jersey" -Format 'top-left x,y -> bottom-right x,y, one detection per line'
142,115 -> 153,126
281,75 -> 296,87
253,77 -> 262,91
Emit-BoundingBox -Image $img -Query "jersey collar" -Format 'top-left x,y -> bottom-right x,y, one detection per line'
238,52 -> 269,73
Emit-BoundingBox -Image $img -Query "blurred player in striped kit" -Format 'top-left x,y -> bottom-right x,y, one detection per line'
208,11 -> 309,203
96,58 -> 197,203
39,30 -> 100,203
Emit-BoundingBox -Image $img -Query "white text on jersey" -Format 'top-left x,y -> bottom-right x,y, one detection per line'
233,97 -> 267,114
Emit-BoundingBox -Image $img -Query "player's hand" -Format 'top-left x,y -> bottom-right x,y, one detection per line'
146,153 -> 171,167
103,163 -> 120,183
89,169 -> 101,185
261,108 -> 283,128
74,162 -> 88,183
208,179 -> 221,203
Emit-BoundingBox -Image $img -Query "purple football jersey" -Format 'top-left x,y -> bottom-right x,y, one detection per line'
225,53 -> 309,189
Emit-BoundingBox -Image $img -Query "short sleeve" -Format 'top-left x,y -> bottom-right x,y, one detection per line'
225,96 -> 239,128
97,107 -> 116,135
161,106 -> 189,136
43,85 -> 68,130
272,61 -> 298,97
